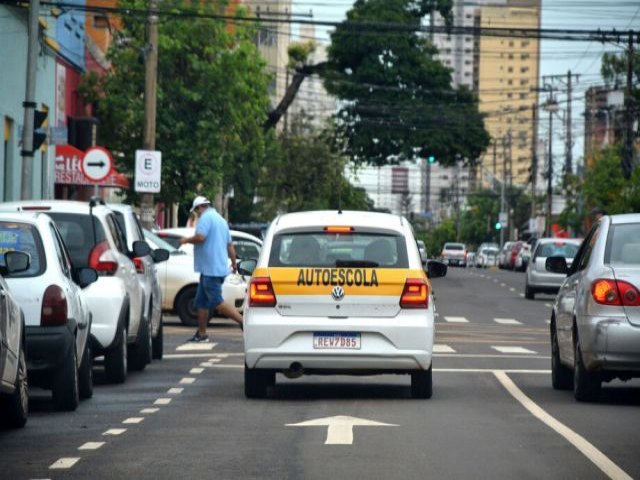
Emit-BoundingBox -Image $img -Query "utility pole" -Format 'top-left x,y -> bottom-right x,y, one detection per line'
20,0 -> 41,200
530,104 -> 538,222
622,30 -> 636,178
565,70 -> 573,176
544,96 -> 559,236
140,0 -> 159,228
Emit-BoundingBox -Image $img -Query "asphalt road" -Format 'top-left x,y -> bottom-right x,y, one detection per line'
1,266 -> 639,479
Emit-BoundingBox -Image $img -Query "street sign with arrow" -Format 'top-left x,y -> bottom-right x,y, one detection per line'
81,147 -> 113,183
286,415 -> 398,445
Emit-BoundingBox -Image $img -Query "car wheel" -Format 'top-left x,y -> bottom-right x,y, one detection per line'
410,366 -> 433,399
105,324 -> 127,384
129,317 -> 151,372
78,342 -> 94,400
574,340 -> 601,402
551,326 -> 572,390
176,286 -> 198,327
1,341 -> 29,428
52,345 -> 79,411
152,314 -> 164,360
525,284 -> 535,300
244,364 -> 269,398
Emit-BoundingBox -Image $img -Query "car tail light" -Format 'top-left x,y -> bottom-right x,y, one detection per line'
324,226 -> 353,233
249,277 -> 277,307
41,285 -> 68,326
133,257 -> 145,274
89,240 -> 118,276
591,279 -> 640,306
400,278 -> 429,308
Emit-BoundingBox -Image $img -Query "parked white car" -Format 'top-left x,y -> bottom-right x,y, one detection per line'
0,251 -> 30,427
0,212 -> 97,411
0,200 -> 150,383
144,229 -> 251,326
157,227 -> 262,260
110,204 -> 169,360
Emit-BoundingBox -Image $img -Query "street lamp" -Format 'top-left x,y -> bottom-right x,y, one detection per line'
544,95 -> 559,237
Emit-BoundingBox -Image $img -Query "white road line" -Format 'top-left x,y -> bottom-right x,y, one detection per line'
491,346 -> 537,354
168,387 -> 184,394
78,442 -> 105,451
154,398 -> 172,405
175,343 -> 216,352
519,293 -> 525,297
509,287 -> 516,292
493,279 -> 499,282
545,303 -> 553,308
546,319 -> 551,324
103,428 -> 126,436
141,408 -> 159,414
189,367 -> 204,374
180,377 -> 196,384
494,318 -> 523,325
494,371 -> 633,480
444,316 -> 469,323
123,417 -> 144,424
164,353 -> 221,359
500,283 -> 507,287
208,362 -> 551,370
49,458 -> 80,469
433,344 -> 456,353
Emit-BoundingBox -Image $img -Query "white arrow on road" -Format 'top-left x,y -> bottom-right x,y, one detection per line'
286,415 -> 398,445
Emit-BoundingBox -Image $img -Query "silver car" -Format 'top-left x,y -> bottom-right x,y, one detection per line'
525,238 -> 581,299
547,214 -> 640,401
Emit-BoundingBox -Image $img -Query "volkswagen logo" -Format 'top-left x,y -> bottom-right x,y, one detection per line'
331,286 -> 345,301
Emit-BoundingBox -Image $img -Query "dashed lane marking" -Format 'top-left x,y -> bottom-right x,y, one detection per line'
433,344 -> 456,353
493,318 -> 523,325
491,346 -> 537,354
509,287 -> 516,292
78,442 -> 105,451
49,458 -> 80,469
167,387 -> 184,394
141,408 -> 159,414
175,343 -> 217,351
189,367 -> 205,374
444,316 -> 469,323
519,293 -> 525,297
495,371 -> 633,480
122,417 -> 144,424
154,398 -> 172,405
500,283 -> 507,287
545,303 -> 553,308
180,377 -> 196,384
103,428 -> 126,436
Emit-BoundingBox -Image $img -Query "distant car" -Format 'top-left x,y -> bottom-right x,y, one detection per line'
440,242 -> 467,267
507,241 -> 524,270
547,214 -> 640,401
525,238 -> 582,299
476,246 -> 499,268
0,251 -> 30,428
0,212 -> 97,410
143,229 -> 252,326
475,243 -> 499,267
514,243 -> 532,272
416,240 -> 428,265
240,210 -> 447,398
110,204 -> 169,360
497,242 -> 515,269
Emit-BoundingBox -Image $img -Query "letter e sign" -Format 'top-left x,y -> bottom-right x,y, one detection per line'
135,150 -> 162,193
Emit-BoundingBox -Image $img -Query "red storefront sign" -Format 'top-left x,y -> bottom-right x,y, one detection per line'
55,145 -> 129,188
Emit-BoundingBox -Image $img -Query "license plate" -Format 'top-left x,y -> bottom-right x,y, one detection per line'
313,332 -> 361,350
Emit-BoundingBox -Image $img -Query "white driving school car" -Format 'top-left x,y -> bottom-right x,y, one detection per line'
239,210 -> 447,399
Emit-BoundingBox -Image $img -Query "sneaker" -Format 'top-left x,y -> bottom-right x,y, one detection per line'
188,332 -> 210,343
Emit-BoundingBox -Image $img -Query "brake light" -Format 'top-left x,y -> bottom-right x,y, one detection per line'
400,278 -> 429,308
591,279 -> 640,306
249,277 -> 277,307
41,285 -> 68,326
21,205 -> 51,211
89,240 -> 118,276
324,226 -> 353,233
133,257 -> 145,274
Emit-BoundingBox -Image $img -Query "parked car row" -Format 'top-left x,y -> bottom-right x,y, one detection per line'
0,199 -> 170,427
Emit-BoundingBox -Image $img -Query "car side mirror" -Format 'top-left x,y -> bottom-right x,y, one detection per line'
427,260 -> 447,278
238,259 -> 257,276
75,267 -> 98,288
152,248 -> 170,263
132,240 -> 151,258
545,256 -> 568,275
3,251 -> 30,274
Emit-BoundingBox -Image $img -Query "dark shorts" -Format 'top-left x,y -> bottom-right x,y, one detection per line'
194,275 -> 225,310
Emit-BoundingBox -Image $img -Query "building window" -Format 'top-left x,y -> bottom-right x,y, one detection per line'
507,93 -> 513,99
508,67 -> 513,73
521,66 -> 529,73
508,79 -> 513,85
508,53 -> 514,60
521,40 -> 530,47
520,79 -> 529,85
521,53 -> 530,60
520,93 -> 529,100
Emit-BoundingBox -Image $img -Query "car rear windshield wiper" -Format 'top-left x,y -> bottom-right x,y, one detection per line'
335,260 -> 379,268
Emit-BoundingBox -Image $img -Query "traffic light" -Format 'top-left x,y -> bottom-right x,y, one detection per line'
495,221 -> 502,230
32,109 -> 47,151
427,155 -> 436,164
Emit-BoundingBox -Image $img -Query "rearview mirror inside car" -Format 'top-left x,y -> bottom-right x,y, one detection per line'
545,256 -> 568,275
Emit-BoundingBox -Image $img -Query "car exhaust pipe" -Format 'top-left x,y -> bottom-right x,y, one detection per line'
283,362 -> 304,379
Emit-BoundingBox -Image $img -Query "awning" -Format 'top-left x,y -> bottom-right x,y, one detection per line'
55,144 -> 129,188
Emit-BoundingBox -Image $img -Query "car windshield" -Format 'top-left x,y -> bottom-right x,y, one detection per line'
0,221 -> 45,277
537,242 -> 580,258
269,232 -> 409,268
606,223 -> 640,265
144,229 -> 184,255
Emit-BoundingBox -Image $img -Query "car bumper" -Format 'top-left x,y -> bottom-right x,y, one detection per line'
25,324 -> 75,376
244,310 -> 434,372
84,278 -> 127,349
527,270 -> 564,290
579,315 -> 640,374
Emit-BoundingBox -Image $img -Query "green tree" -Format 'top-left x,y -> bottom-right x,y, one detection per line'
80,1 -> 273,213
323,0 -> 489,168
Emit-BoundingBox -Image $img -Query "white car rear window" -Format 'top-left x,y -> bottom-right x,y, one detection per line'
606,223 -> 640,265
0,221 -> 45,277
